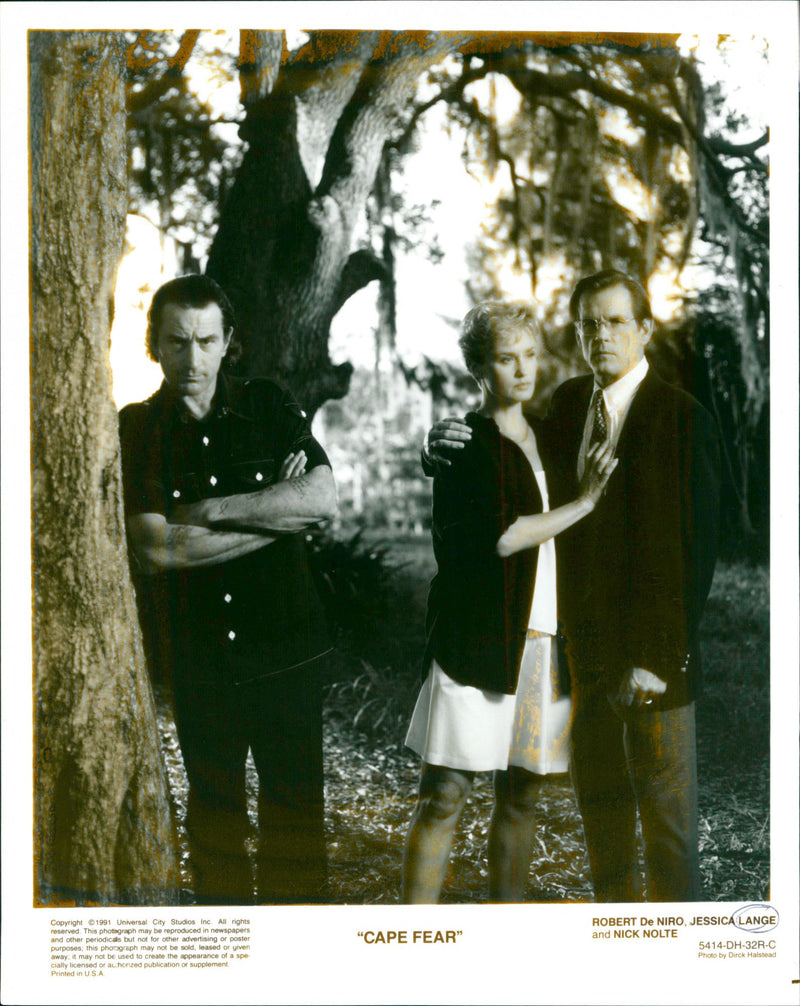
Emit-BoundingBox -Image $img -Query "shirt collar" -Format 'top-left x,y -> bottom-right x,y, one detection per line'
152,373 -> 251,423
596,356 -> 649,414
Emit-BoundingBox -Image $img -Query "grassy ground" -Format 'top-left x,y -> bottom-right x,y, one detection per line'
694,563 -> 770,902
156,546 -> 770,905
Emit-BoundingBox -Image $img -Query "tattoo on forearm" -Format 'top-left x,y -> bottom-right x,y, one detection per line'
168,525 -> 194,547
217,485 -> 278,519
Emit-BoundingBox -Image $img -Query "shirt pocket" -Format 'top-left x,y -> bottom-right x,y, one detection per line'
167,471 -> 204,505
225,457 -> 278,490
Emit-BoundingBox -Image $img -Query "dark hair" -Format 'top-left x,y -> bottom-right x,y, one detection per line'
146,275 -> 241,364
569,270 -> 653,324
459,301 -> 540,379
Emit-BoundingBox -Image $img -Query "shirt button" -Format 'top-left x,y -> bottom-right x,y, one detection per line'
172,490 -> 181,499
209,475 -> 218,486
255,472 -> 263,481
224,593 -> 232,603
202,436 -> 210,446
227,630 -> 236,641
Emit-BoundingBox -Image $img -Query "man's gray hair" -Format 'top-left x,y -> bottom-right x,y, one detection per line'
569,270 -> 652,323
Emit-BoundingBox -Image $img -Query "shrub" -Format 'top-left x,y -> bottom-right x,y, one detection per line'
308,528 -> 427,740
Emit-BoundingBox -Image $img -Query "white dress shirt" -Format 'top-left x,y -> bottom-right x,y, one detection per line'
578,357 -> 649,479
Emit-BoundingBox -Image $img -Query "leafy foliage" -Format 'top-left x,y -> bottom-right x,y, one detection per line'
128,87 -> 234,246
696,563 -> 769,760
126,31 -> 242,256
698,296 -> 769,558
307,529 -> 425,741
308,528 -> 400,637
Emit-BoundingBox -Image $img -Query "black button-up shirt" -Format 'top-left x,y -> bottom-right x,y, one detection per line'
119,377 -> 332,685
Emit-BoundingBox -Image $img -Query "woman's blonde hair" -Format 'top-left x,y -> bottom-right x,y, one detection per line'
459,301 -> 540,379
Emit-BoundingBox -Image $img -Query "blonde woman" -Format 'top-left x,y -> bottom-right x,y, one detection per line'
402,302 -> 616,903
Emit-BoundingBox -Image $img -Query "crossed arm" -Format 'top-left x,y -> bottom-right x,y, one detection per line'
128,455 -> 337,574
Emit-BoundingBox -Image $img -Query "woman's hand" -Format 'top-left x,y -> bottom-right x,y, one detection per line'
494,438 -> 618,558
278,450 -> 307,481
423,417 -> 472,468
579,440 -> 618,505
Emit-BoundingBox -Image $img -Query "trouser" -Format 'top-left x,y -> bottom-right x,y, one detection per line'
570,686 -> 699,902
173,665 -> 327,905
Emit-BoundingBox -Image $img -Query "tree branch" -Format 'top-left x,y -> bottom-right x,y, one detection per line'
665,77 -> 768,248
318,32 -> 470,229
127,66 -> 183,113
126,29 -> 199,113
507,65 -> 685,143
284,32 -> 383,187
708,131 -> 768,157
449,92 -> 527,246
394,44 -> 687,145
239,30 -> 284,106
727,162 -> 769,177
391,62 -> 491,150
395,50 -> 680,157
332,249 -> 388,316
300,361 -> 355,418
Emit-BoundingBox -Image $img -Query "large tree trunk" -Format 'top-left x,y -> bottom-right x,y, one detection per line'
30,31 -> 179,906
207,30 -> 464,417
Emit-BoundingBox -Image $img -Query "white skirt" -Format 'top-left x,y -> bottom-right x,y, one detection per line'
405,631 -> 572,774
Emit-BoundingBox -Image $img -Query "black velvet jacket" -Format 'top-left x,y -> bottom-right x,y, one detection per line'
422,412 -> 552,695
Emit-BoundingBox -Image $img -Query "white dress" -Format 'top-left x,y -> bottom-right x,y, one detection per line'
405,432 -> 572,774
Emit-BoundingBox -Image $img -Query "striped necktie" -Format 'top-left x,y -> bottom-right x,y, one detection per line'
589,389 -> 608,447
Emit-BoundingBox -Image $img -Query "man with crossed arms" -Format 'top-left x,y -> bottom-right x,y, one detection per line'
425,270 -> 720,901
120,275 -> 337,904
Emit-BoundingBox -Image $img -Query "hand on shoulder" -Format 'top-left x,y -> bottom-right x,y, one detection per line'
423,416 -> 473,469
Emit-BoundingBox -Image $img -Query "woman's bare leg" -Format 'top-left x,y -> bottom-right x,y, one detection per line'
402,762 -> 474,904
488,766 -> 543,902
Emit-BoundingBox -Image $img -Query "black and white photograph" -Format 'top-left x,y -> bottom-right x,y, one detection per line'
2,2 -> 798,1004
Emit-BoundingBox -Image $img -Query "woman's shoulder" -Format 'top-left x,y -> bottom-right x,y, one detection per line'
435,413 -> 497,483
461,412 -> 503,458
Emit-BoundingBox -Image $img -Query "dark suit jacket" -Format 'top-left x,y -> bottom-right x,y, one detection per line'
545,369 -> 721,707
422,412 -> 548,695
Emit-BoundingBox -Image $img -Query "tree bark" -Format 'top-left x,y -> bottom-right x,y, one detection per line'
207,30 -> 465,417
30,30 -> 179,906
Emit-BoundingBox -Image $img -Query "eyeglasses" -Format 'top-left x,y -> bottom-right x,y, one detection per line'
577,317 -> 635,335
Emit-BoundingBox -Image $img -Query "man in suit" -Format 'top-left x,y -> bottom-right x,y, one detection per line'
424,271 -> 720,901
